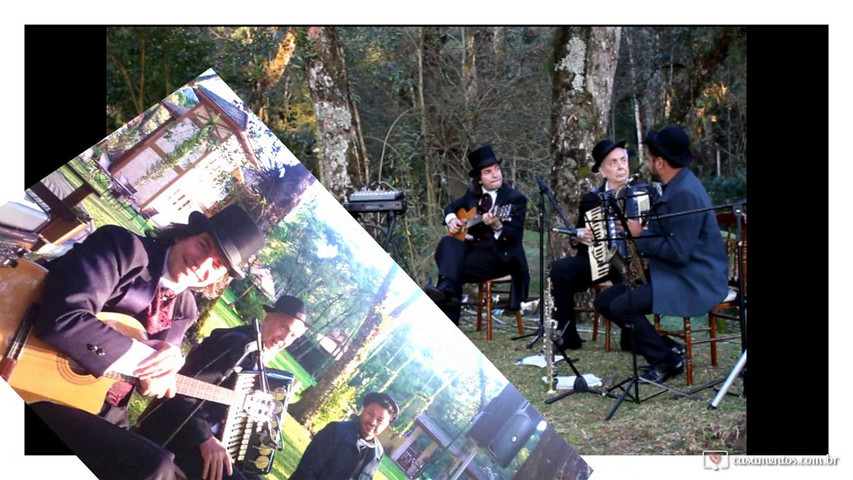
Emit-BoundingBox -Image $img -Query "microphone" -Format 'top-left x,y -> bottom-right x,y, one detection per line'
535,174 -> 550,193
552,227 -> 586,239
626,173 -> 641,185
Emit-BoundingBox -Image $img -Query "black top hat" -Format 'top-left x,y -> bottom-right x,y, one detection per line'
642,125 -> 692,167
362,391 -> 399,423
263,294 -> 308,322
591,139 -> 627,173
467,144 -> 502,177
188,204 -> 264,280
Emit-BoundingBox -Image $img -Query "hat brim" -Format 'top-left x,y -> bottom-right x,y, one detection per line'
468,158 -> 502,177
592,140 -> 627,173
189,211 -> 245,280
642,132 -> 691,166
263,303 -> 308,322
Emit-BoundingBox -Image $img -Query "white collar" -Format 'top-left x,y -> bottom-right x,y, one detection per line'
160,248 -> 188,294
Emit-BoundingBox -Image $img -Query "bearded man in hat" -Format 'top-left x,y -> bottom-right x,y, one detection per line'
594,125 -> 728,383
29,204 -> 265,480
424,144 -> 529,326
549,139 -> 659,350
290,391 -> 398,480
134,295 -> 309,480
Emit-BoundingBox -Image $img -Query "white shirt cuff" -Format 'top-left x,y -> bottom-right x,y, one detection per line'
104,339 -> 157,377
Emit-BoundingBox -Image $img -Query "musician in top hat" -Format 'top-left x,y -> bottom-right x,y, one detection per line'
29,204 -> 265,479
594,125 -> 728,383
424,144 -> 529,326
134,295 -> 309,480
290,391 -> 399,480
549,138 -> 648,350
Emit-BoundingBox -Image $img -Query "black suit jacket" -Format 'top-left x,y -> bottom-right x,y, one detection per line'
34,225 -> 198,377
444,183 -> 530,308
290,420 -> 383,480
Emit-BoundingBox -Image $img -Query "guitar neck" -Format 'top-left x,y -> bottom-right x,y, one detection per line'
104,372 -> 239,406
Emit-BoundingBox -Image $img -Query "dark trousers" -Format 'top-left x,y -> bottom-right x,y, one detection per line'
593,282 -> 671,365
434,236 -> 512,324
549,253 -> 620,331
29,401 -> 180,480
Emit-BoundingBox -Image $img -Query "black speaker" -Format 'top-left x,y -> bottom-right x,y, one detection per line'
468,385 -> 543,468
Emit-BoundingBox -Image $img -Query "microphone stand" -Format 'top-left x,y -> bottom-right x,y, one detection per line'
513,176 -> 582,346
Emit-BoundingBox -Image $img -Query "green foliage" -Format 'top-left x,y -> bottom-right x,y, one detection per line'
230,278 -> 269,324
310,383 -> 358,433
706,169 -> 747,206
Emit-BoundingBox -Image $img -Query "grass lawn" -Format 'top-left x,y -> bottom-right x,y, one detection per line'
460,309 -> 746,456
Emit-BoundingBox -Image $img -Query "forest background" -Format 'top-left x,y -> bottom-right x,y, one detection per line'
103,26 -> 747,283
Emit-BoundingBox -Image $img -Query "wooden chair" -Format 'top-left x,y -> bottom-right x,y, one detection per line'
473,276 -> 525,341
580,282 -> 617,351
654,211 -> 746,384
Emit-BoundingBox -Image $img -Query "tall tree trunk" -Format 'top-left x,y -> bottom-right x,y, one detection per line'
549,26 -> 621,258
305,26 -> 368,201
247,27 -> 297,124
289,265 -> 399,431
418,27 -> 439,224
625,29 -> 645,158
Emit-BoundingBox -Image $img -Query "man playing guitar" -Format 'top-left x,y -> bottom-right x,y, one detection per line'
424,144 -> 529,326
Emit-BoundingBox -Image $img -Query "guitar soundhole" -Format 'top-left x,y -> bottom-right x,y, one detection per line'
57,355 -> 98,385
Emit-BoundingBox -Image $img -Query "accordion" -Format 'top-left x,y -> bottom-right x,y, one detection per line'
220,368 -> 295,475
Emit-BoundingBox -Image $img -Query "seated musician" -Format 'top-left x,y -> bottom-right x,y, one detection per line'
424,144 -> 529,326
290,391 -> 398,480
550,139 -> 654,350
134,295 -> 309,480
30,204 -> 265,479
593,125 -> 729,383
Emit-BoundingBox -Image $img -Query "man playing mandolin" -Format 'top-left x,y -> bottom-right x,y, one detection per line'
424,144 -> 529,326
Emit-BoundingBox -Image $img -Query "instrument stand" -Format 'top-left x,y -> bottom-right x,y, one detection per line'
709,349 -> 747,409
544,323 -> 620,404
515,176 -> 586,347
603,323 -> 703,420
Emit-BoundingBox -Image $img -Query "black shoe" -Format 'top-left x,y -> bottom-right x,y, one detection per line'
556,329 -> 584,350
661,335 -> 686,359
424,285 -> 450,304
640,359 -> 684,383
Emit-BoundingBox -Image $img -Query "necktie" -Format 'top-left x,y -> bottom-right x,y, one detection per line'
478,193 -> 493,214
146,286 -> 178,335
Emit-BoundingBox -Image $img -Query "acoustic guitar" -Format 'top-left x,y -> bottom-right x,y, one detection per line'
0,259 -> 276,416
450,204 -> 513,241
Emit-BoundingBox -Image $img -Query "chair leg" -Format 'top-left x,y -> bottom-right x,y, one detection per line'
486,282 -> 493,341
683,317 -> 693,385
709,311 -> 719,367
592,310 -> 599,341
515,311 -> 524,335
476,283 -> 484,332
604,318 -> 612,352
